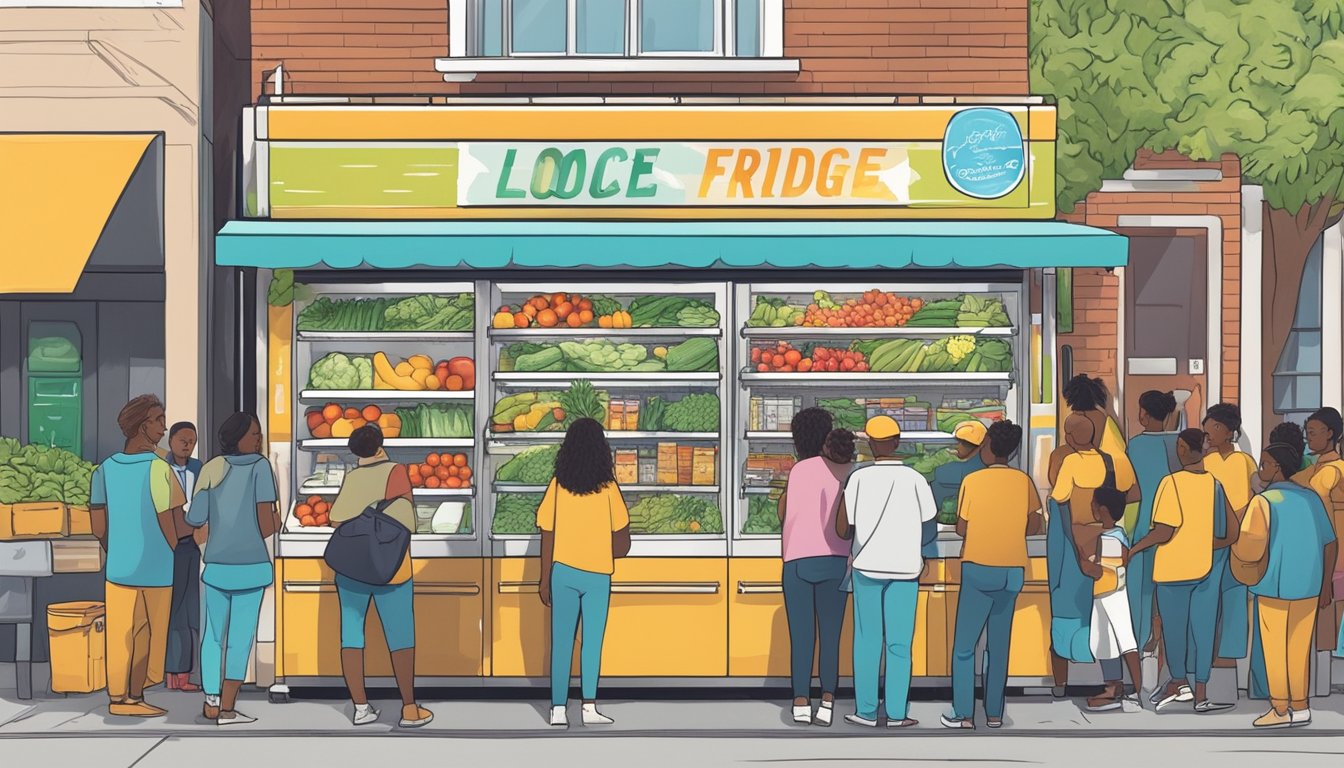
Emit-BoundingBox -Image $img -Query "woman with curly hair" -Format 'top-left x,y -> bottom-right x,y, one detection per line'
537,418 -> 632,728
777,425 -> 855,726
1293,407 -> 1344,653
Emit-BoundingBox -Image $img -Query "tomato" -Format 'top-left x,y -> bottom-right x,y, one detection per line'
784,350 -> 802,365
757,363 -> 770,372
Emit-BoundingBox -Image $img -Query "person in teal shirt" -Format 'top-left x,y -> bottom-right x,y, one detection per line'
930,420 -> 988,513
1125,391 -> 1180,663
186,412 -> 280,726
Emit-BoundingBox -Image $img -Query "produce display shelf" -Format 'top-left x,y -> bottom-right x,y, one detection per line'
745,430 -> 958,442
488,431 -> 719,442
739,372 -> 1012,385
299,438 -> 474,451
490,327 -> 721,339
299,389 -> 476,403
742,326 -> 1014,338
494,484 -> 720,495
299,486 -> 475,498
493,373 -> 720,387
296,331 -> 475,343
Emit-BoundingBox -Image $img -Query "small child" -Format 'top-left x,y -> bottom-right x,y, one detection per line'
1075,485 -> 1143,711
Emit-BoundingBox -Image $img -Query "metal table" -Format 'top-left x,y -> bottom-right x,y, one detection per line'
0,540 -> 54,700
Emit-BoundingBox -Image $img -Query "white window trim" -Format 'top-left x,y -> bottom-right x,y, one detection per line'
0,0 -> 181,5
442,0 -> 792,79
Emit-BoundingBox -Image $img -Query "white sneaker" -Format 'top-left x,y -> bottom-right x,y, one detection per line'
844,714 -> 878,728
813,701 -> 834,727
550,705 -> 569,727
792,704 -> 812,725
581,703 -> 613,726
217,710 -> 257,726
1291,709 -> 1312,727
353,705 -> 380,726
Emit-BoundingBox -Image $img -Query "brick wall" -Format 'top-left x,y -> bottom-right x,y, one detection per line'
1059,154 -> 1243,415
250,0 -> 1029,98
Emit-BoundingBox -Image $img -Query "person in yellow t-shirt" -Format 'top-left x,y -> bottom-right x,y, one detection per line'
945,420 -> 1043,729
1202,402 -> 1258,662
1294,407 -> 1344,652
537,418 -> 632,728
1131,428 -> 1238,713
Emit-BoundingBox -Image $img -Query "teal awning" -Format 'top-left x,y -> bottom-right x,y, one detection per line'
215,220 -> 1127,271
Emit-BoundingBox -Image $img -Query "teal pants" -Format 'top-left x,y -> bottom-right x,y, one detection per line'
200,583 -> 264,697
550,562 -> 612,707
852,571 -> 919,721
1156,569 -> 1222,685
952,563 -> 1023,719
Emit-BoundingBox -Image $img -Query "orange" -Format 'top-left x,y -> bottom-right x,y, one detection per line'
566,313 -> 583,328
453,453 -> 468,467
425,476 -> 442,489
435,465 -> 451,480
447,465 -> 460,478
426,453 -> 441,467
459,467 -> 473,481
537,308 -> 559,327
296,503 -> 313,518
322,404 -> 342,423
513,312 -> 531,328
445,477 -> 463,489
300,515 -> 316,527
446,375 -> 465,391
361,405 -> 381,423
579,309 -> 594,324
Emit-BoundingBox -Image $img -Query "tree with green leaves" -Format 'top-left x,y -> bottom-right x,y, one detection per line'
1031,0 -> 1344,431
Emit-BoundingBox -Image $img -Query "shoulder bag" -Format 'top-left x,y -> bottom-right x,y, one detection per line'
323,497 -> 412,586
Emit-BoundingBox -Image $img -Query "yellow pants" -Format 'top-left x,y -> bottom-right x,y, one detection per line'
1258,596 -> 1318,712
104,582 -> 171,701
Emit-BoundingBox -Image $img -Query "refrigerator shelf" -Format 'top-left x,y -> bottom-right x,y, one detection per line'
490,327 -> 721,339
742,326 -> 1014,338
299,438 -> 474,451
739,372 -> 1011,385
745,430 -> 958,442
494,484 -> 720,495
296,331 -> 475,343
299,389 -> 476,402
488,431 -> 719,442
493,372 -> 720,387
299,486 -> 475,498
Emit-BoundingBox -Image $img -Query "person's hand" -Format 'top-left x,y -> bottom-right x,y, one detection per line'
539,579 -> 551,608
1320,580 -> 1334,610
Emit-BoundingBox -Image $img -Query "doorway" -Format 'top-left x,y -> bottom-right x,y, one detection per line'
1122,230 -> 1210,434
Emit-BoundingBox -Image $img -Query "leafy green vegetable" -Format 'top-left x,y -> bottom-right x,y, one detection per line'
384,294 -> 474,332
744,495 -> 782,535
559,380 -> 606,425
267,270 -> 295,307
496,445 -> 561,485
588,294 -> 622,317
0,438 -> 96,506
639,396 -> 667,432
817,398 -> 865,432
492,493 -> 543,535
627,495 -> 723,534
665,338 -> 718,372
308,353 -> 373,390
297,297 -> 388,332
662,394 -> 720,432
393,404 -> 474,438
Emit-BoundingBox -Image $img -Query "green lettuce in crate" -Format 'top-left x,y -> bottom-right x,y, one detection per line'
492,493 -> 543,535
496,445 -> 561,485
662,394 -> 720,432
744,495 -> 782,535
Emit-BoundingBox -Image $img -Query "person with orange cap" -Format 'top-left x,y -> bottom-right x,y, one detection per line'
836,416 -> 938,729
930,420 -> 989,515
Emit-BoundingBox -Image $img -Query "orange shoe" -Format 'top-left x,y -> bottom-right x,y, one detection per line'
110,700 -> 167,718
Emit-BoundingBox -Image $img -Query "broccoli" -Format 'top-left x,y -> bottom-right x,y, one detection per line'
308,353 -> 373,390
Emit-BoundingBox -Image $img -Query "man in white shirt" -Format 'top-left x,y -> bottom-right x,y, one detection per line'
836,416 -> 938,728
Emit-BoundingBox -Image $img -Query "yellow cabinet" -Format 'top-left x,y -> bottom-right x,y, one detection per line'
276,558 -> 486,679
728,558 -> 789,677
491,558 -> 548,678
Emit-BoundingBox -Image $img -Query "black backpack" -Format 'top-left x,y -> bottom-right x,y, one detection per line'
323,497 -> 412,586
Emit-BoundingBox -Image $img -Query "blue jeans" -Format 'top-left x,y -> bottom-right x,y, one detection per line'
952,563 -> 1024,719
1156,569 -> 1222,685
782,556 -> 849,699
200,583 -> 264,697
336,574 -> 415,652
851,571 -> 919,721
550,563 -> 612,707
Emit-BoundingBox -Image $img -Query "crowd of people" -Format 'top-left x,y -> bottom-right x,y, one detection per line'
774,376 -> 1344,730
83,380 -> 1344,731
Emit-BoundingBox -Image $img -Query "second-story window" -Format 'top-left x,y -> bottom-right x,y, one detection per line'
470,0 -> 764,58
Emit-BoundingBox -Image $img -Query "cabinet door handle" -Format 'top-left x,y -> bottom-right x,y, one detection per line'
284,582 -> 336,594
611,581 -> 720,595
414,582 -> 481,596
498,580 -> 541,594
737,581 -> 783,594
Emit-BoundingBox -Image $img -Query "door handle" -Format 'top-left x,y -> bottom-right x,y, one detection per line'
736,581 -> 783,594
611,582 -> 720,595
284,582 -> 336,594
498,580 -> 541,594
414,582 -> 480,596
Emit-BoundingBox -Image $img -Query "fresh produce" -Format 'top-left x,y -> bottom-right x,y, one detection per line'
495,445 -> 561,485
0,438 -> 96,506
747,296 -> 805,328
628,494 -> 723,534
816,398 -> 865,432
492,493 -> 543,534
394,404 -> 474,438
408,452 -> 472,490
802,290 -> 923,328
638,395 -> 667,432
598,310 -> 634,329
560,341 -> 654,372
852,337 -> 1012,374
373,352 -> 474,391
558,380 -> 607,425
937,497 -> 959,526
299,297 -> 387,332
811,346 -> 868,373
751,342 -> 810,373
956,294 -> 1012,327
662,394 -> 720,432
490,391 -> 566,433
267,270 -> 296,307
588,294 -> 622,317
295,495 -> 331,527
309,353 -> 373,390
905,298 -> 962,327
744,495 -> 783,535
514,347 -> 566,372
306,402 -> 402,439
906,447 -> 959,482
383,294 -> 474,332
493,293 -> 597,329
628,296 -> 719,328
665,338 -> 719,372
936,399 -> 1006,434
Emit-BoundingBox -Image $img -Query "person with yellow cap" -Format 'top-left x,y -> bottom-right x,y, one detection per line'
930,420 -> 989,515
835,415 -> 938,729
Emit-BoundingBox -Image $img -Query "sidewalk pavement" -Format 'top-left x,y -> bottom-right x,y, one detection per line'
5,686 -> 1344,737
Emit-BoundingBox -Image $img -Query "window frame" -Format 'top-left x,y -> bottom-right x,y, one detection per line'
1272,234 -> 1326,417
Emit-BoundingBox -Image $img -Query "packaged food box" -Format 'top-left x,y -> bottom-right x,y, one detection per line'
615,450 -> 639,485
607,401 -> 625,431
638,457 -> 658,485
657,443 -> 679,485
623,399 -> 641,432
678,445 -> 696,485
692,447 -> 717,486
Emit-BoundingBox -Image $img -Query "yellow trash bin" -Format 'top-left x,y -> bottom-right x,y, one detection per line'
47,601 -> 106,694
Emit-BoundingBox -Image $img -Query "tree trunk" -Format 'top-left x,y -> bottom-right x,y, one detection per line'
1260,198 -> 1340,439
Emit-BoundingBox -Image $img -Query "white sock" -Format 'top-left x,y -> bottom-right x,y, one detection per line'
205,695 -> 220,706
355,703 -> 371,714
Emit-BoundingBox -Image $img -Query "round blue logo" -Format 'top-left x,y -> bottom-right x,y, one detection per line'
941,108 -> 1026,199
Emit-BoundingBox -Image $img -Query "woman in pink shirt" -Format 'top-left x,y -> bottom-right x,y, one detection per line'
777,408 -> 856,727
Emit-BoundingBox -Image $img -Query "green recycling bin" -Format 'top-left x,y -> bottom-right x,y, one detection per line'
27,335 -> 82,454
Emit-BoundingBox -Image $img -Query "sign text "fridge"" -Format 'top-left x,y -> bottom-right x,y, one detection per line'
698,147 -> 890,199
